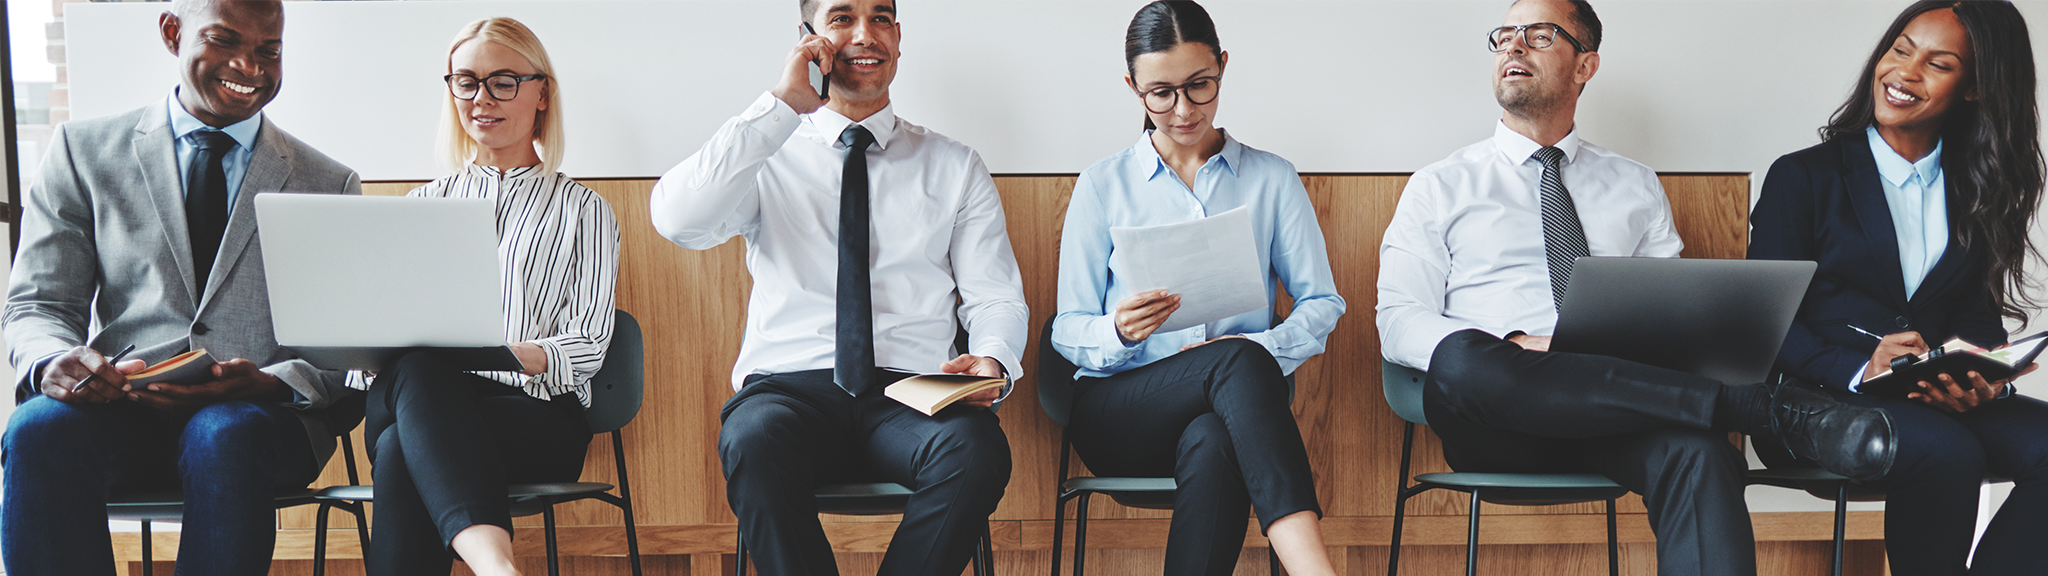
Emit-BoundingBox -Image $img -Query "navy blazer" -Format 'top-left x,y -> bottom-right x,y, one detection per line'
1749,131 -> 2007,392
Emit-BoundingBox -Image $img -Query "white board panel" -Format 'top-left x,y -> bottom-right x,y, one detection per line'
65,0 -> 2048,185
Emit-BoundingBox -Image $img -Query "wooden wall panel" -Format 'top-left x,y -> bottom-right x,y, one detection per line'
186,173 -> 1885,574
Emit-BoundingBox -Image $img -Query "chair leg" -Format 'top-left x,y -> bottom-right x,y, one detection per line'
1389,488 -> 1413,576
735,529 -> 748,576
1832,483 -> 1848,576
350,504 -> 370,561
1073,492 -> 1093,576
612,432 -> 645,576
544,504 -> 562,576
1270,545 -> 1282,576
141,519 -> 153,576
974,526 -> 992,576
315,504 -> 331,576
1606,499 -> 1619,576
1051,493 -> 1068,576
1466,491 -> 1481,576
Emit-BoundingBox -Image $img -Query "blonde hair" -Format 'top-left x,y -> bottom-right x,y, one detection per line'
438,17 -> 565,174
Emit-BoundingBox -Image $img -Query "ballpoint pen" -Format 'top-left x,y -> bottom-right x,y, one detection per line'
1846,324 -> 1885,342
70,344 -> 137,394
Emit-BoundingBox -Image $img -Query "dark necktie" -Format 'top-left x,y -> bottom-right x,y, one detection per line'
1535,146 -> 1589,311
186,130 -> 236,294
835,125 -> 878,397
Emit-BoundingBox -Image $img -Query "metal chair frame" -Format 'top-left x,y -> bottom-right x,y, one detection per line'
731,482 -> 995,576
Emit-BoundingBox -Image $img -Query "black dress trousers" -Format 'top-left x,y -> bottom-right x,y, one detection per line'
1068,338 -> 1321,576
719,369 -> 1011,576
362,351 -> 592,576
1422,329 -> 1755,576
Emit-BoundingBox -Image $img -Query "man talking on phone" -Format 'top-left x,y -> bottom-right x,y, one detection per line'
650,1 -> 1027,574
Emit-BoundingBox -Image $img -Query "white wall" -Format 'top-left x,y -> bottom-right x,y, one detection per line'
67,0 -> 2048,183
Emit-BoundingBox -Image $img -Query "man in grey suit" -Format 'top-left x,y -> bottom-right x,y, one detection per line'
1,1 -> 360,573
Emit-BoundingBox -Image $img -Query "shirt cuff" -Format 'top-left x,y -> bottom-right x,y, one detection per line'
1849,361 -> 1869,394
749,92 -> 803,137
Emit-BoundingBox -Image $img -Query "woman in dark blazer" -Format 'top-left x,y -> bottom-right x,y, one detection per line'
1750,2 -> 2048,573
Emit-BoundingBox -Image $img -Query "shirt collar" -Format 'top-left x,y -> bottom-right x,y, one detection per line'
808,103 -> 900,151
1491,120 -> 1581,167
1866,124 -> 1943,188
465,163 -> 543,181
165,89 -> 262,151
1132,129 -> 1243,182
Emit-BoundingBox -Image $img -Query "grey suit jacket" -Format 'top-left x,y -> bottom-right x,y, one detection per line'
4,100 -> 363,468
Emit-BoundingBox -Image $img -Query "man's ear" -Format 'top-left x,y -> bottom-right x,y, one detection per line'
1575,50 -> 1601,86
159,12 -> 183,56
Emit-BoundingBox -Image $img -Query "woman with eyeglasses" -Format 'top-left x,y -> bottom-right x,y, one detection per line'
1748,1 -> 2048,573
1049,2 -> 1344,574
350,17 -> 620,576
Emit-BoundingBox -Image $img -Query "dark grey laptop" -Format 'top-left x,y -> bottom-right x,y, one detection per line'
1551,257 -> 1816,385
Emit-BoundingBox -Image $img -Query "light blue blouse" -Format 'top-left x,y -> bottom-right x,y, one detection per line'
1867,124 -> 1948,299
1052,131 -> 1346,378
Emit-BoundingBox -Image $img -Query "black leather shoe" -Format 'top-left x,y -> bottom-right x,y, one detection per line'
1768,385 -> 1896,481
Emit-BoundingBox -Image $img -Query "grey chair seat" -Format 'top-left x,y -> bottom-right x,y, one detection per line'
106,489 -> 321,521
1060,477 -> 1178,510
812,482 -> 916,516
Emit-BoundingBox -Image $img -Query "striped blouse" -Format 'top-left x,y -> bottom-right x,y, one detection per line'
347,164 -> 621,406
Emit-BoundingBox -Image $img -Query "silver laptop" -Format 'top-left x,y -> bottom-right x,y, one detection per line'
255,194 -> 521,371
1551,257 -> 1816,385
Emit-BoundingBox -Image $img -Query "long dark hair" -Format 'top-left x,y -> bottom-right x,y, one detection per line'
1125,1 -> 1222,130
1823,0 -> 2043,322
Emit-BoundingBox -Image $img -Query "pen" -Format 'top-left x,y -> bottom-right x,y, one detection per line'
71,344 -> 137,394
1846,324 -> 1885,342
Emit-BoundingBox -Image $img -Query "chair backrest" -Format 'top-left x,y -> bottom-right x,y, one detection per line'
1036,316 -> 1078,428
584,310 -> 645,434
1381,359 -> 1429,426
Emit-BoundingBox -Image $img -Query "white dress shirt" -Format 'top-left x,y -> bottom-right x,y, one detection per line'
348,165 -> 621,406
650,92 -> 1029,393
1378,122 -> 1684,371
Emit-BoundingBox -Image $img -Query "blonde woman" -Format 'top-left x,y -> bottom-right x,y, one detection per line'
352,17 -> 620,576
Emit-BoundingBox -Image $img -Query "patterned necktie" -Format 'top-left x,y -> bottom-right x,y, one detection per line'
1535,146 -> 1589,311
186,130 -> 236,294
834,125 -> 878,396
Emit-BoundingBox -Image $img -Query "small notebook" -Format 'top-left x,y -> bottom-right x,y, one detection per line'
127,349 -> 218,387
1859,331 -> 2048,398
884,374 -> 1006,416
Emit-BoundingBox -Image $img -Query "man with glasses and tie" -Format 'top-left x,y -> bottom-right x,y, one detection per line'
1,0 -> 361,574
1375,2 -> 1896,574
650,1 -> 1026,574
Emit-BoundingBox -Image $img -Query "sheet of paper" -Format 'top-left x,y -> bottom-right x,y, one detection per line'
1108,206 -> 1266,334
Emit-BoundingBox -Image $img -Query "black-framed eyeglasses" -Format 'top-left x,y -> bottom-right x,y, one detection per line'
444,73 -> 548,101
1135,76 -> 1222,114
1486,23 -> 1589,53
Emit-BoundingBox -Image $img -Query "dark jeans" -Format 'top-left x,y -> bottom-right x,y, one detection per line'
363,352 -> 591,576
1,395 -> 318,576
719,369 -> 1011,576
1069,338 -> 1319,576
1758,388 -> 2048,575
1423,330 -> 1755,576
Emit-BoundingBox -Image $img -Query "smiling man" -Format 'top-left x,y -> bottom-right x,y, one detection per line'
1375,1 -> 1897,575
648,1 -> 1026,574
1,0 -> 361,574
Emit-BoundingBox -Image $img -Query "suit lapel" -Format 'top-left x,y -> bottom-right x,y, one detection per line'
1841,135 -> 1912,310
131,102 -> 201,310
200,117 -> 291,313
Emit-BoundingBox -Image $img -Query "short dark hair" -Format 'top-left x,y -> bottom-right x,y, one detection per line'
1513,0 -> 1602,52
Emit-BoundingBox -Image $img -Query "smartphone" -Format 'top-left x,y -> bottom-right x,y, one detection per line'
799,22 -> 829,100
